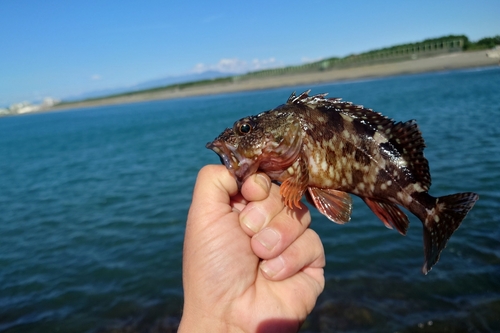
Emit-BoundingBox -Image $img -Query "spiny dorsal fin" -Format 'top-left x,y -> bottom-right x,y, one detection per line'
288,91 -> 374,128
287,90 -> 342,107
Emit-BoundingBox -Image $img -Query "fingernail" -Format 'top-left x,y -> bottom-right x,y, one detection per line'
241,207 -> 266,233
255,174 -> 270,192
261,256 -> 285,278
255,228 -> 280,251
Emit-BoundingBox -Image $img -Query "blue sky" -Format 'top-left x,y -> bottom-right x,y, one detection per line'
0,0 -> 498,107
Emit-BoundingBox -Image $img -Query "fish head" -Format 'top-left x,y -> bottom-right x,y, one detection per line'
206,106 -> 303,187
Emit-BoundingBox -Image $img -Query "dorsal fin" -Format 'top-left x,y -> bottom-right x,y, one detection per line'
337,105 -> 394,132
287,90 -> 342,107
386,119 -> 430,190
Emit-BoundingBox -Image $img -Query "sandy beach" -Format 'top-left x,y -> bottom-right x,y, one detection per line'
51,50 -> 499,111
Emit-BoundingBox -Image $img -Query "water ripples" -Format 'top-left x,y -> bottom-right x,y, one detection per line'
1,67 -> 500,332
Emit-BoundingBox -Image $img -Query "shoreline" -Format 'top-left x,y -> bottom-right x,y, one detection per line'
49,50 -> 499,112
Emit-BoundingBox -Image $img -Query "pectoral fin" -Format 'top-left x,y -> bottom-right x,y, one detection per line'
279,157 -> 309,209
280,177 -> 306,209
361,197 -> 409,235
307,187 -> 352,224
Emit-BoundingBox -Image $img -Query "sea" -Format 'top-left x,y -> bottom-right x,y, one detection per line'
1,67 -> 499,333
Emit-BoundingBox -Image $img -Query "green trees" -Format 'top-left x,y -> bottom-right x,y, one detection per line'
465,36 -> 500,50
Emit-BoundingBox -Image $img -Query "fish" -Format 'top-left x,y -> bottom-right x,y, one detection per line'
206,90 -> 479,274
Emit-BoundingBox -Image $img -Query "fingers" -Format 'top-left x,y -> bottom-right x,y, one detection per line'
239,174 -> 313,259
197,166 -> 324,285
237,172 -> 323,282
239,183 -> 283,234
232,173 -> 272,213
250,201 -> 312,260
260,228 -> 325,281
240,173 -> 272,202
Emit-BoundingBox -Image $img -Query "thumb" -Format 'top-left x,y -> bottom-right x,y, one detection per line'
240,173 -> 272,202
187,165 -> 239,227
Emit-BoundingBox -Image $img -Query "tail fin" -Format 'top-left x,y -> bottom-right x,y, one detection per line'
422,192 -> 479,274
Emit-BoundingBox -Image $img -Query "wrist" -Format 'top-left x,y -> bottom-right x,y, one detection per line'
178,303 -> 246,333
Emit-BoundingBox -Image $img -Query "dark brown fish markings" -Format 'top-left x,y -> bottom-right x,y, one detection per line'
206,90 -> 479,274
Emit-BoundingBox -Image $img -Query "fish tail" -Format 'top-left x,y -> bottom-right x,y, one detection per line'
422,192 -> 479,274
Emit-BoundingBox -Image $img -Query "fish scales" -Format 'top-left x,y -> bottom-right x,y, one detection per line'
206,90 -> 479,274
303,104 -> 418,201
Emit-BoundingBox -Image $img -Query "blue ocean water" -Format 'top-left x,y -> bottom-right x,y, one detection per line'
1,67 -> 499,332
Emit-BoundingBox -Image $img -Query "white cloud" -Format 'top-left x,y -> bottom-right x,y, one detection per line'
251,57 -> 279,70
91,74 -> 102,80
191,57 -> 283,74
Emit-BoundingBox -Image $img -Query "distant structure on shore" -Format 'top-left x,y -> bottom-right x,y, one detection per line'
486,45 -> 500,58
242,36 -> 467,79
0,97 -> 60,117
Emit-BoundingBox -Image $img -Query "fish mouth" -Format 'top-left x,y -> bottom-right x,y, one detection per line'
206,140 -> 239,171
206,140 -> 257,188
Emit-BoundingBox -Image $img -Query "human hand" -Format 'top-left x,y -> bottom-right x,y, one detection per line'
178,165 -> 325,333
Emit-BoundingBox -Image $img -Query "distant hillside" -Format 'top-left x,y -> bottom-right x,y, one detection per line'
244,35 -> 469,78
59,34 -> 499,106
63,70 -> 235,102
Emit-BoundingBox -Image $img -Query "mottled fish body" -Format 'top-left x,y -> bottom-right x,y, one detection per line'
207,90 -> 478,274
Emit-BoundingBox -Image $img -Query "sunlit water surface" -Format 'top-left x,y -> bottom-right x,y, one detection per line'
1,67 -> 499,332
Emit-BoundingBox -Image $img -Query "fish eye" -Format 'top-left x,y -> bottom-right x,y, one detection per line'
240,123 -> 251,134
233,118 -> 255,135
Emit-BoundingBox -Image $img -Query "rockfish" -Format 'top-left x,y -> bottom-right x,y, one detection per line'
206,90 -> 478,274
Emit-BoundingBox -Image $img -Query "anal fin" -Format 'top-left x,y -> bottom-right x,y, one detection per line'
307,187 -> 352,224
361,197 -> 409,235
